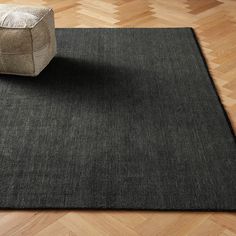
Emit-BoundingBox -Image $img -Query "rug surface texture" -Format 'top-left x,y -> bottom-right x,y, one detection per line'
0,28 -> 235,210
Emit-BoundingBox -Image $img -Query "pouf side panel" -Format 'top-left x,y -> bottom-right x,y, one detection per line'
0,28 -> 32,53
0,28 -> 34,75
0,54 -> 34,75
31,9 -> 56,76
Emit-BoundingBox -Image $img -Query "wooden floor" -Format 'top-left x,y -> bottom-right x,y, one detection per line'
0,0 -> 236,235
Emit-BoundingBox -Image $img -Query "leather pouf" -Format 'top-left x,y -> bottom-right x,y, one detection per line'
0,4 -> 57,76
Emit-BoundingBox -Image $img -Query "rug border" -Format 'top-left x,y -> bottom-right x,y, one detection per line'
190,28 -> 236,140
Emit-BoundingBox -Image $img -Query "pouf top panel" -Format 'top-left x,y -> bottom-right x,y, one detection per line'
0,4 -> 51,28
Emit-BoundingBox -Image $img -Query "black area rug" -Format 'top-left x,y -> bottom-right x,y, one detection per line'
0,28 -> 235,210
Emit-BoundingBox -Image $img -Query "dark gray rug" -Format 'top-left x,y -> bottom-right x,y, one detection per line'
0,28 -> 235,210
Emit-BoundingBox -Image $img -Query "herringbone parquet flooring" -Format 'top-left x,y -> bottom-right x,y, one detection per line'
0,0 -> 235,235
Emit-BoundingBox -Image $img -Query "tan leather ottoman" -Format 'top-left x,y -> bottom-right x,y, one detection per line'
0,4 -> 57,76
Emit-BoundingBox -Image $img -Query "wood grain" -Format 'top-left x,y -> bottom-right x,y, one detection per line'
0,0 -> 235,235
